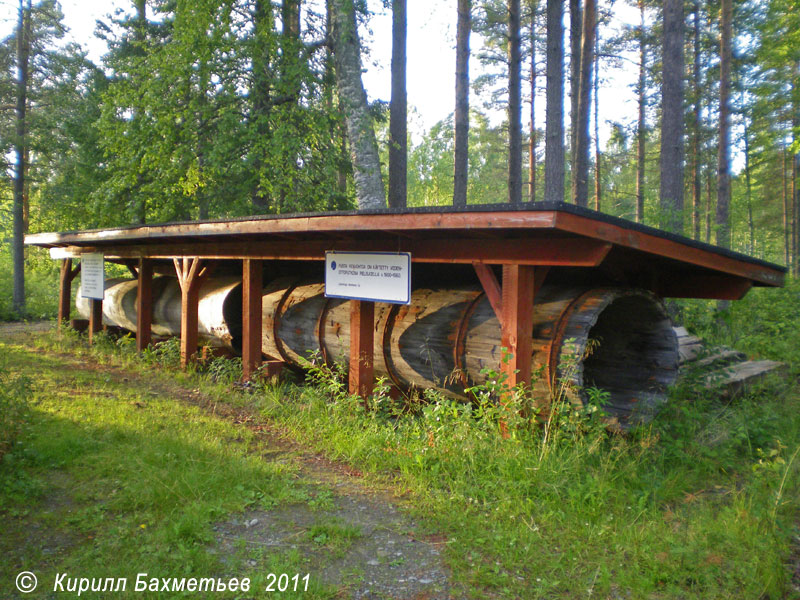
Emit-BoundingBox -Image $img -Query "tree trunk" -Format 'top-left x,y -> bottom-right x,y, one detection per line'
251,0 -> 273,213
715,0 -> 731,249
12,0 -> 32,315
743,113 -> 754,254
691,0 -> 702,239
545,0 -> 565,203
593,25 -> 600,211
389,0 -> 407,209
454,0 -> 471,207
508,0 -> 522,203
330,0 -> 386,210
132,0 -> 147,223
794,64 -> 800,276
635,0 -> 646,223
783,140 -> 790,267
528,0 -> 537,202
571,0 -> 595,207
705,167 -> 712,243
22,147 -> 30,234
569,0 -> 581,183
794,103 -> 800,276
282,0 -> 301,99
659,0 -> 685,234
794,139 -> 798,275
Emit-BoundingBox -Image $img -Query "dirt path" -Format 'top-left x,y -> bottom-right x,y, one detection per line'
0,323 -> 456,599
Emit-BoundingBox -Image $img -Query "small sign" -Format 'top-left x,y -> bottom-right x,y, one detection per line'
80,253 -> 105,300
325,252 -> 411,304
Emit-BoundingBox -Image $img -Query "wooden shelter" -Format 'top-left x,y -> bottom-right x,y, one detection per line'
26,203 -> 785,401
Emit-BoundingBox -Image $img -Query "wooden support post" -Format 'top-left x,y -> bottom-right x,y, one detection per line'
348,300 -> 375,400
242,259 -> 263,380
500,265 -> 537,391
58,258 -> 72,328
58,259 -> 81,330
88,298 -> 103,345
136,258 -> 153,352
58,259 -> 72,329
174,258 -> 211,368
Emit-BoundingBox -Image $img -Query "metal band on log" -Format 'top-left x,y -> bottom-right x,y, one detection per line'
77,276 -> 678,428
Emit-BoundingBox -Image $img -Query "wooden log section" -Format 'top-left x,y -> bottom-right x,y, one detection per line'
554,289 -> 678,430
78,276 -> 680,429
76,276 -> 242,349
260,279 -> 678,428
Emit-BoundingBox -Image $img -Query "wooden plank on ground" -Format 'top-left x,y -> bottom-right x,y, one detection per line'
704,360 -> 786,396
692,348 -> 747,369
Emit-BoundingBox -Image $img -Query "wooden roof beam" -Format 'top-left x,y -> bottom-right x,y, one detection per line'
55,237 -> 612,267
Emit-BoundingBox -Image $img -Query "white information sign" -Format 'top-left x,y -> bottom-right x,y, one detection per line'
80,253 -> 105,300
325,252 -> 411,305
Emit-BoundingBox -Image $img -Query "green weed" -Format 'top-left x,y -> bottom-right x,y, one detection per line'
0,364 -> 32,461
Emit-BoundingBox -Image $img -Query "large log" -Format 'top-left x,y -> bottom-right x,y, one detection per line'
76,276 -> 242,349
260,278 -> 678,428
77,276 -> 678,428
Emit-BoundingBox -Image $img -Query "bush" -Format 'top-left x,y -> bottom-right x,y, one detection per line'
0,251 -> 59,322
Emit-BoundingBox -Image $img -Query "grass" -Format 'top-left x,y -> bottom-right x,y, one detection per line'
0,333 -> 339,599
258,372 -> 800,598
4,318 -> 800,599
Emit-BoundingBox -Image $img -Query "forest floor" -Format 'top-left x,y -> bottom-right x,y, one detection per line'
0,322 -> 455,599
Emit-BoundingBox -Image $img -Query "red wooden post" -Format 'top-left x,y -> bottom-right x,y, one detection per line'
242,259 -> 263,380
58,259 -> 72,329
136,258 -> 153,351
181,283 -> 199,367
348,300 -> 375,400
88,298 -> 103,345
57,259 -> 81,331
500,265 -> 537,391
174,258 -> 210,368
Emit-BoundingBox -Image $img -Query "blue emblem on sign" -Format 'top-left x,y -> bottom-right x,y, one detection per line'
331,261 -> 337,270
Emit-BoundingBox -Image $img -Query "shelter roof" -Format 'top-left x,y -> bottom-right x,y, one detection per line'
26,203 -> 785,299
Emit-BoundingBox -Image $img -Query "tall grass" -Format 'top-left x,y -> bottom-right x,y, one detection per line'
254,350 -> 800,597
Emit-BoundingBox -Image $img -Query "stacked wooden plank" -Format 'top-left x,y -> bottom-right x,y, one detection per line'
674,326 -> 785,396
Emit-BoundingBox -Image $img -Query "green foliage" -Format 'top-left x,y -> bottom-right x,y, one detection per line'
0,249 -> 58,321
676,276 -> 800,368
204,354 -> 243,384
407,111 -> 513,207
0,364 -> 31,461
139,337 -> 182,369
